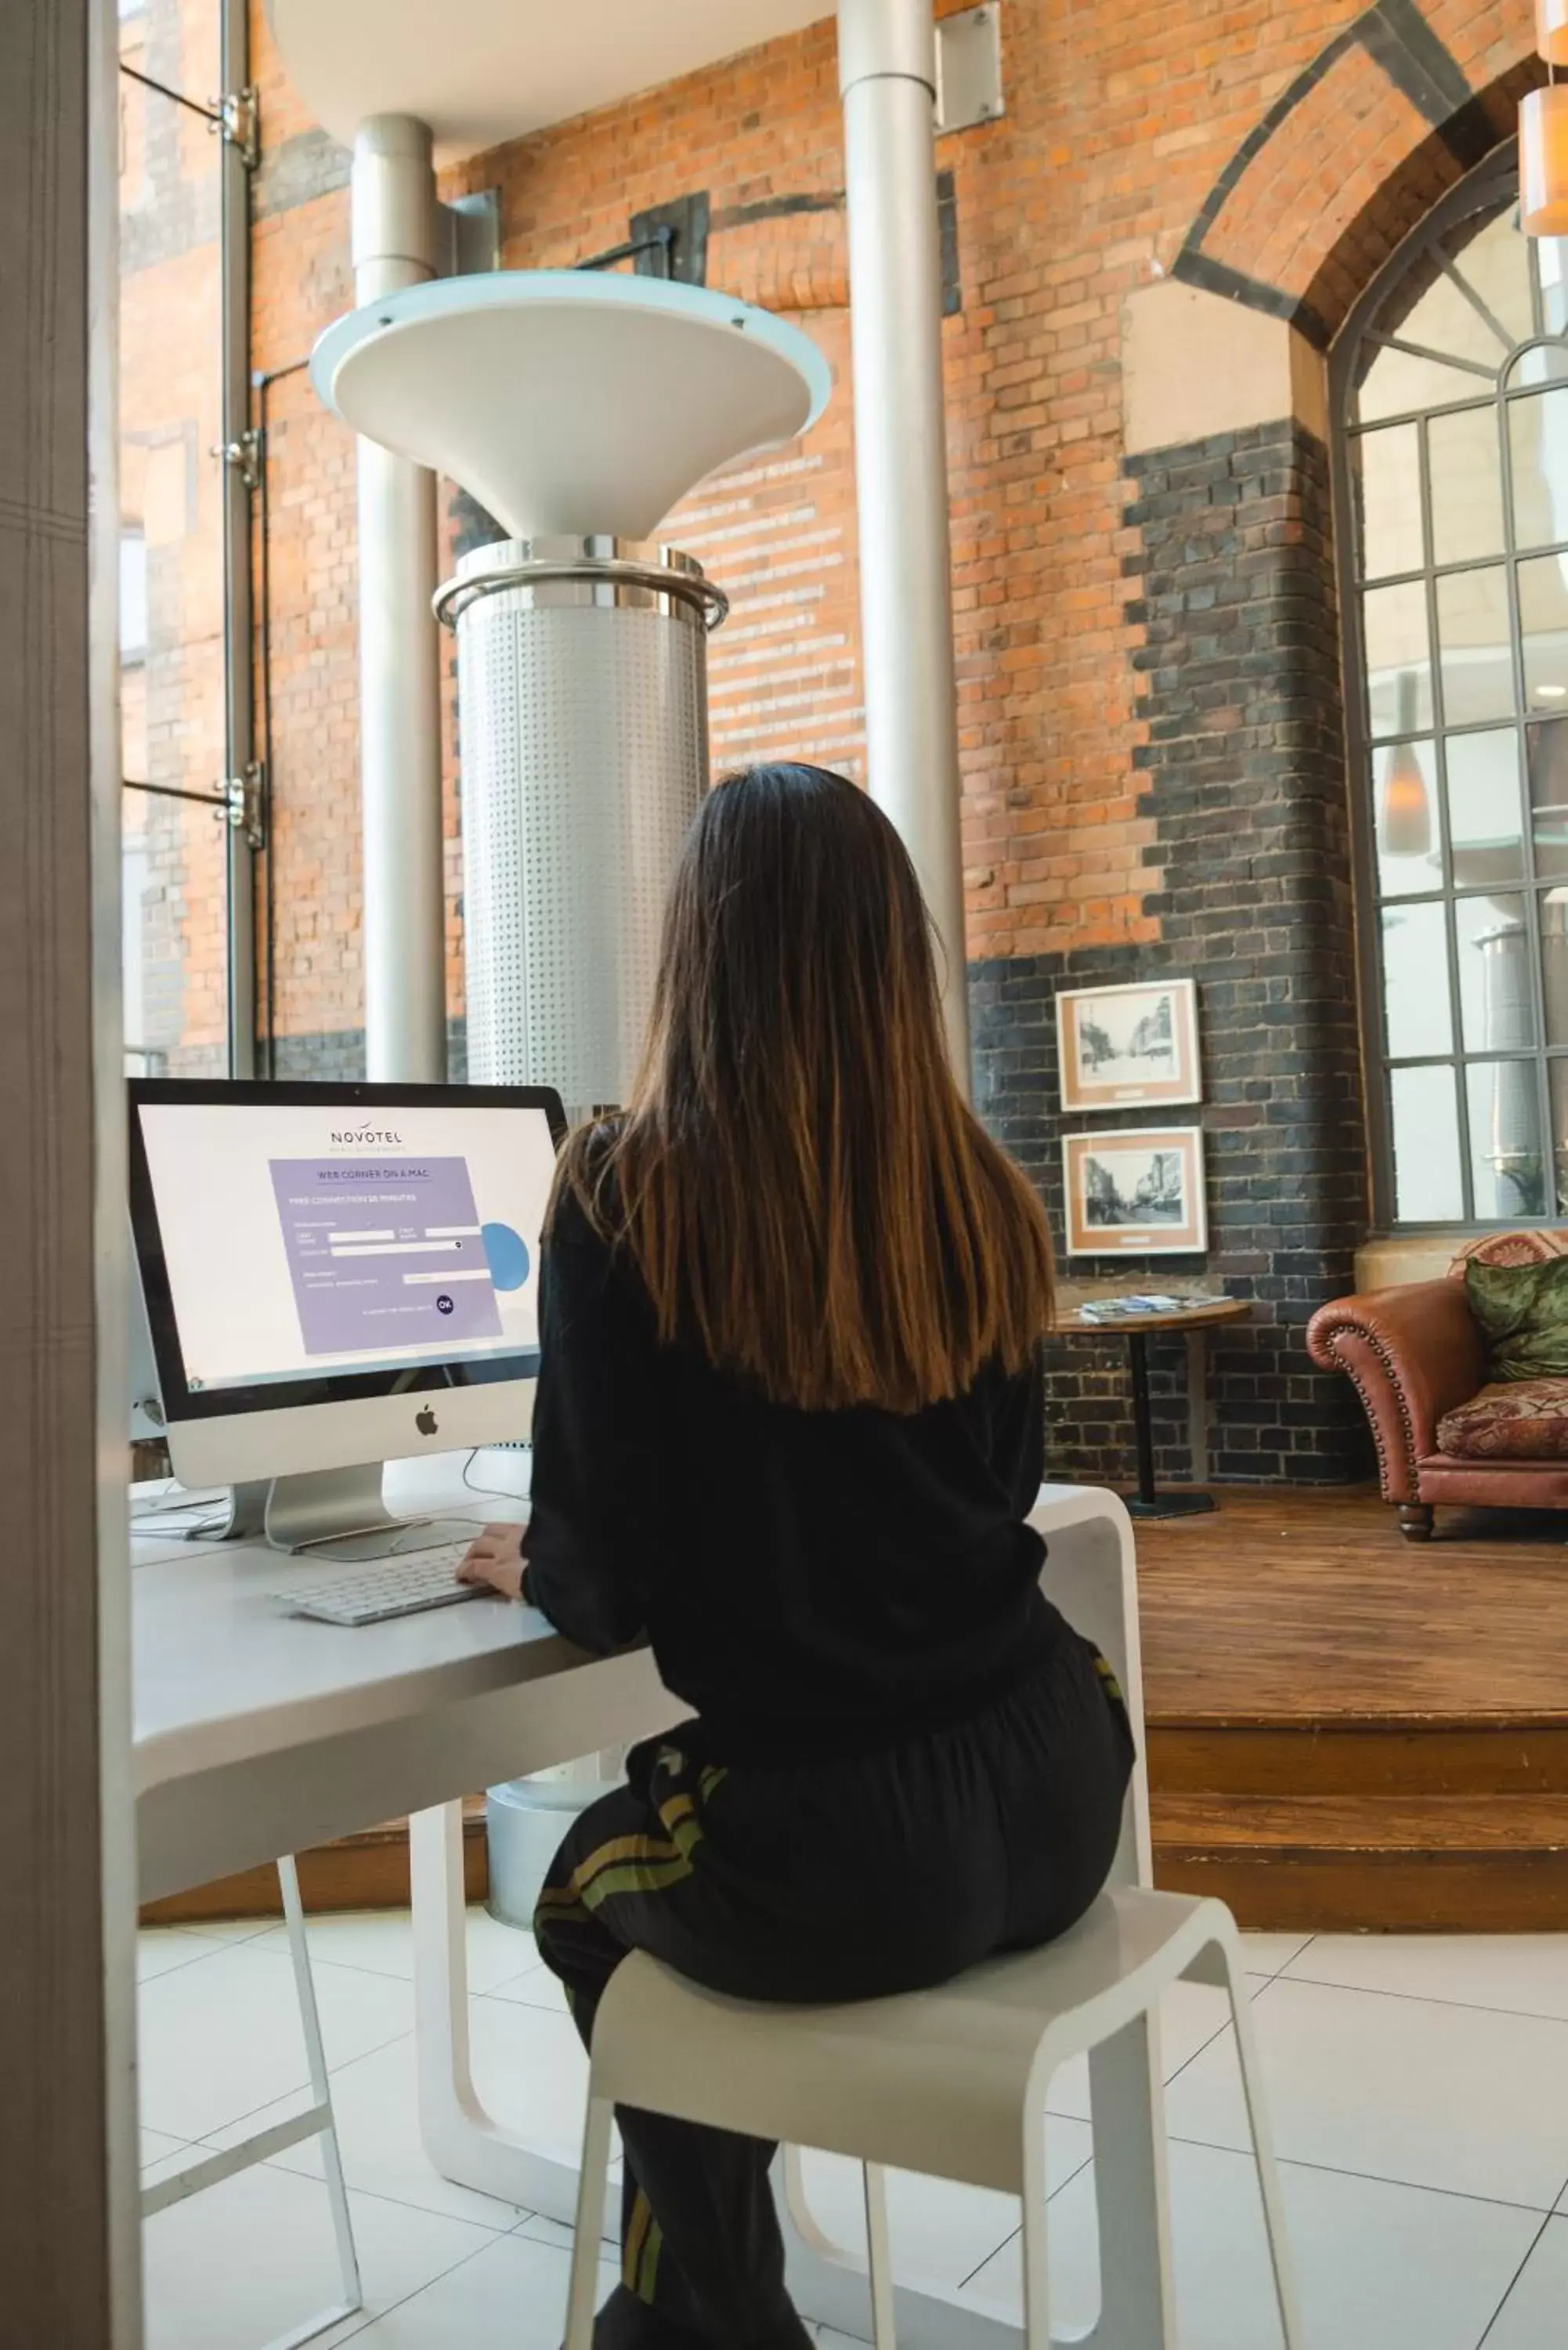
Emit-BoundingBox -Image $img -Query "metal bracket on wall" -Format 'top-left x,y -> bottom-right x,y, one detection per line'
120,763 -> 266,849
441,190 -> 502,279
219,84 -> 259,170
117,63 -> 258,170
214,428 -> 262,494
222,763 -> 267,851
936,3 -> 1003,135
576,194 -> 710,286
631,193 -> 710,287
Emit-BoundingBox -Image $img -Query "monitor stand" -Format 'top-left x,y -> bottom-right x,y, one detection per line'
208,1480 -> 269,1542
259,1462 -> 477,1561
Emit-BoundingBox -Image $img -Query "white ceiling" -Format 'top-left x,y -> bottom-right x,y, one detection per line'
267,0 -> 833,163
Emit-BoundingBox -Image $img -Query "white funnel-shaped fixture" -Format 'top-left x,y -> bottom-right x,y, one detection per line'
310,270 -> 832,539
313,269 -> 831,1113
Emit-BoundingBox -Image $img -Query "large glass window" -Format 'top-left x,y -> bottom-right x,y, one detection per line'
1339,149 -> 1568,1224
117,0 -> 230,1077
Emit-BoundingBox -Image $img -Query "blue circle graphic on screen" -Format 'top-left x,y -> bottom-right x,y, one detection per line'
482,1222 -> 530,1292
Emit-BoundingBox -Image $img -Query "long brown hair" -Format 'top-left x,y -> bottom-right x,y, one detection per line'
556,763 -> 1054,1412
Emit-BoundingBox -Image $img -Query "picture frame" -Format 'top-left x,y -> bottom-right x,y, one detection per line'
1061,1124 -> 1208,1256
1055,977 -> 1201,1114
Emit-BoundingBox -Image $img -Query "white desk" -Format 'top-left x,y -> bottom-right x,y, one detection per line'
133,1457 -> 1149,2350
134,1454 -> 677,1905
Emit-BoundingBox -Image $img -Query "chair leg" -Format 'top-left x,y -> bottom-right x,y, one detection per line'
862,2163 -> 898,2348
565,2096 -> 616,2350
1398,1502 -> 1434,1543
277,1856 -> 363,2325
1217,1940 -> 1302,2348
1086,2013 -> 1177,2348
1020,2117 -> 1053,2350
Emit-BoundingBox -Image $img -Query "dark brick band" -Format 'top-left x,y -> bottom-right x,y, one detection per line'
1169,248 -> 1332,352
1174,0 -> 1480,340
973,419 -> 1371,1488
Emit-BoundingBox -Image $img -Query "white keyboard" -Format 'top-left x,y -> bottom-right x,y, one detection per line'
280,1543 -> 486,1628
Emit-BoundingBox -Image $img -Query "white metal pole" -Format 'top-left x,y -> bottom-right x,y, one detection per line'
219,0 -> 257,1077
351,114 -> 446,1081
838,0 -> 970,1086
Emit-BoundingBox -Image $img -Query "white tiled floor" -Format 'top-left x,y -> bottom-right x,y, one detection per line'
137,1913 -> 1568,2348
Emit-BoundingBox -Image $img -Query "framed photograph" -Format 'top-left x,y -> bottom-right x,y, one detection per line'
1061,1125 -> 1208,1256
1056,978 -> 1201,1113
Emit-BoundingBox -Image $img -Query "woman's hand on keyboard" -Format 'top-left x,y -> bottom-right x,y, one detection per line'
456,1523 -> 525,1600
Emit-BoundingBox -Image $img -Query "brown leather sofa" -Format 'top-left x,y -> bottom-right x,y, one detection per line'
1307,1231 -> 1568,1539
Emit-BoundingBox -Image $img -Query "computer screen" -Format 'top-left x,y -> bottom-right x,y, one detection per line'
128,1082 -> 564,1425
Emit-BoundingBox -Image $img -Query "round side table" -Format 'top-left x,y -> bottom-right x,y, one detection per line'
1052,1298 -> 1251,1519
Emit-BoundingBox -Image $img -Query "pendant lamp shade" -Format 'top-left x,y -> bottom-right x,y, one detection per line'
1538,0 -> 1568,67
1378,740 -> 1433,859
1522,85 -> 1568,237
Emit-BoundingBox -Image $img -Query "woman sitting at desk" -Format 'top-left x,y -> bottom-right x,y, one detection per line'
459,762 -> 1133,2350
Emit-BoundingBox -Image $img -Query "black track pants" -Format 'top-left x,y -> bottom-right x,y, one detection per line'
533,1631 -> 1135,2350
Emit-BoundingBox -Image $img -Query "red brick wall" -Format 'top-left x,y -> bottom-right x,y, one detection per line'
243,0 -> 1537,1058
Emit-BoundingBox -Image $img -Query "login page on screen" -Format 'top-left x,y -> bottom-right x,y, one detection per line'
138,1099 -> 558,1392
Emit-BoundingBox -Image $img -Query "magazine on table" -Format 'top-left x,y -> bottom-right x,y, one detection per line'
1074,1293 -> 1226,1322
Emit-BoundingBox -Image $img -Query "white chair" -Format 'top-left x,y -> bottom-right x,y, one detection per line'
143,1857 -> 363,2350
562,1488 -> 1302,2350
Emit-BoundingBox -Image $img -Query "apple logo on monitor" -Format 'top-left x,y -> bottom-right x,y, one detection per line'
416,1406 -> 439,1437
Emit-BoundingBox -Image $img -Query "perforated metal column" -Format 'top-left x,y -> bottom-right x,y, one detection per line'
444,541 -> 718,1108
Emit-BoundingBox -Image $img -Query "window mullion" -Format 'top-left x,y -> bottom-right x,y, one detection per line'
1494,341 -> 1551,1222
1338,157 -> 1537,1228
1498,342 -> 1553,1217
1418,407 -> 1473,1218
1333,396 -> 1400,1224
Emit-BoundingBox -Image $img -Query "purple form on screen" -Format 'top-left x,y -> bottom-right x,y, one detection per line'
269,1156 -> 504,1358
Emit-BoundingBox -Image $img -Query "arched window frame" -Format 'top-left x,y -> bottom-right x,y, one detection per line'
1331,138 -> 1568,1230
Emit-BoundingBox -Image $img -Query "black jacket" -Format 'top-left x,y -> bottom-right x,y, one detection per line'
521,1182 -> 1064,1763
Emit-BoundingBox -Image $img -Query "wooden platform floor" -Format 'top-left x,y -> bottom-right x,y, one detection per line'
1140,1486 -> 1568,1929
1139,1482 -> 1568,1722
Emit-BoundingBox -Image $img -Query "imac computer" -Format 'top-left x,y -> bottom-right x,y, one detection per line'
128,1079 -> 565,1554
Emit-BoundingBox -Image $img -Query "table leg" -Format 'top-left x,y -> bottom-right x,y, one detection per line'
410,1800 -> 1022,2345
410,1800 -> 605,2220
1122,1328 -> 1214,1520
1128,1331 -> 1158,1507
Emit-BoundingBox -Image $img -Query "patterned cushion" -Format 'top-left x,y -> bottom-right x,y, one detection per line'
1465,1257 -> 1568,1381
1448,1230 -> 1568,1277
1437,1379 -> 1568,1460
